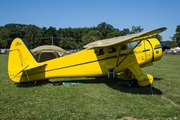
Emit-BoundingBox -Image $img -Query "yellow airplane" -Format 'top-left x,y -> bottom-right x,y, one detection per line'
8,27 -> 167,86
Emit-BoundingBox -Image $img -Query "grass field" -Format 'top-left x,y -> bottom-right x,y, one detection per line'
0,54 -> 180,119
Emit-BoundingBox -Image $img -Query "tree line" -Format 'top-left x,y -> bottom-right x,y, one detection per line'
0,22 -> 179,49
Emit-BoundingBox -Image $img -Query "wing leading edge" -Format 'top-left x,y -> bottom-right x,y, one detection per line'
83,27 -> 167,49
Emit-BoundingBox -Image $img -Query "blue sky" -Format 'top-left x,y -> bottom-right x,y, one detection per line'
0,0 -> 179,40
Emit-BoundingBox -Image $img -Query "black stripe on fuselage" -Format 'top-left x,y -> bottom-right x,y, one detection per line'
142,49 -> 150,52
20,55 -> 119,77
20,49 -> 150,77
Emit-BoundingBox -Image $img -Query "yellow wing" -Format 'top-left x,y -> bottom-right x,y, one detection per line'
83,27 -> 167,49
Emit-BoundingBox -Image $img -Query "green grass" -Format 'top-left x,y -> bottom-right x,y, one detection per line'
0,54 -> 180,119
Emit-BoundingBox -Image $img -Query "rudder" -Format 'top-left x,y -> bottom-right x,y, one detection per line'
8,38 -> 37,82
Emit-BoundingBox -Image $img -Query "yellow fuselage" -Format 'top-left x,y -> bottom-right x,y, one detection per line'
8,38 -> 162,84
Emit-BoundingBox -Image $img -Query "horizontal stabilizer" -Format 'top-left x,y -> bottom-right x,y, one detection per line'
12,63 -> 47,79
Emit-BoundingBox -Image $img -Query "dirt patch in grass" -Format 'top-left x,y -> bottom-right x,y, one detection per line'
161,95 -> 180,108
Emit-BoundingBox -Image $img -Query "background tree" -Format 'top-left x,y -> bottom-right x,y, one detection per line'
120,28 -> 131,36
172,25 -> 180,46
57,27 -> 82,49
0,27 -> 9,48
107,29 -> 121,38
40,26 -> 57,46
96,22 -> 115,39
24,25 -> 42,49
161,40 -> 177,48
82,30 -> 102,45
131,26 -> 144,33
0,24 -> 26,48
0,22 -> 170,50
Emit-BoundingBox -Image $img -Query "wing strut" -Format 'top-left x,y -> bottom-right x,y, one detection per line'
116,40 -> 143,67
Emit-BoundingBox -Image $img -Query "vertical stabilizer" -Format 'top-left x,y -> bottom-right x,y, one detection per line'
8,38 -> 37,82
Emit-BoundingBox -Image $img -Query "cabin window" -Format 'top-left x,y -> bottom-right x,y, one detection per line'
108,46 -> 116,53
121,45 -> 126,50
94,49 -> 104,56
127,41 -> 141,48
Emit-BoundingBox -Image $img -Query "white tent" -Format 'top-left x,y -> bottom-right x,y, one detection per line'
31,45 -> 67,62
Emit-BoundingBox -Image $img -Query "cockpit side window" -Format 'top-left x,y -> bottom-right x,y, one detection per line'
108,46 -> 117,53
94,49 -> 104,56
121,45 -> 126,50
